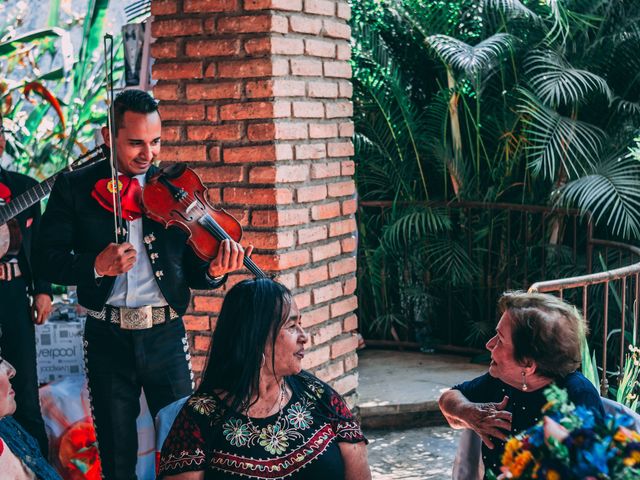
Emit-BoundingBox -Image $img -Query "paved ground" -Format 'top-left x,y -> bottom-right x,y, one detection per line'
366,426 -> 461,479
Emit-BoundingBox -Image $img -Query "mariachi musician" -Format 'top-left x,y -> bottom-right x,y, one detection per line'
0,112 -> 52,456
35,89 -> 252,480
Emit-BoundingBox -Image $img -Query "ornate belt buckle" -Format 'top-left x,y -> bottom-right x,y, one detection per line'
119,306 -> 154,330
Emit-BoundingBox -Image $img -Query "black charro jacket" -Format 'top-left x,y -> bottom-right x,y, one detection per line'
34,159 -> 224,313
0,168 -> 52,297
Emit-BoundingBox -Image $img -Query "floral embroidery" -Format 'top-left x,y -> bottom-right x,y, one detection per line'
188,395 -> 217,416
287,403 -> 313,429
258,423 -> 289,455
223,418 -> 251,447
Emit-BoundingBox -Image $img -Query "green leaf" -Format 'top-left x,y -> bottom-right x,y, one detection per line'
0,27 -> 69,56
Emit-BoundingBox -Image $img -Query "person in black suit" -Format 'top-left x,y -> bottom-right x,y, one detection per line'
0,113 -> 53,456
35,89 -> 251,480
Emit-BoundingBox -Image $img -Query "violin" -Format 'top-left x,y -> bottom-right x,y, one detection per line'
141,164 -> 266,278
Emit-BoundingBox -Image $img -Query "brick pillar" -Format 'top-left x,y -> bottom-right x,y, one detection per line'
150,0 -> 358,398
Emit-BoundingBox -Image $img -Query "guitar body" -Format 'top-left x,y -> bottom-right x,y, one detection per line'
0,219 -> 23,259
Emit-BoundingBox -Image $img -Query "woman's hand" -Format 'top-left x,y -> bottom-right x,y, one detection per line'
439,390 -> 512,449
463,396 -> 512,449
339,441 -> 371,480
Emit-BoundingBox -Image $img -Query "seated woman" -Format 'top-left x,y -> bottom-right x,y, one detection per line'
439,291 -> 604,479
0,354 -> 61,479
158,278 -> 371,480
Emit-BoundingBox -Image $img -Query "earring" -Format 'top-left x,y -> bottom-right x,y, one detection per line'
261,353 -> 266,368
521,371 -> 528,391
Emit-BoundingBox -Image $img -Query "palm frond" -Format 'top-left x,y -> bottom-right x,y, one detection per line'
526,50 -> 611,108
517,88 -> 606,180
556,153 -> 640,239
484,0 -> 539,22
425,33 -> 517,80
423,237 -> 480,286
381,208 -> 451,253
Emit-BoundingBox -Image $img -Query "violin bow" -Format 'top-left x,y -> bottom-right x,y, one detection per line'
103,34 -> 125,243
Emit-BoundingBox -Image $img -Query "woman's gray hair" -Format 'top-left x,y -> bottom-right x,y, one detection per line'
498,291 -> 587,379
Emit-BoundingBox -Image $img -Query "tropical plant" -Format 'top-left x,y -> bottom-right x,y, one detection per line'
0,0 -> 123,177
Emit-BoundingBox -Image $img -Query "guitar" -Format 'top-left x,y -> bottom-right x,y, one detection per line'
0,145 -> 108,258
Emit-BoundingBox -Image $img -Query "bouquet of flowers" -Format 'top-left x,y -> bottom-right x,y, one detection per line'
488,385 -> 640,480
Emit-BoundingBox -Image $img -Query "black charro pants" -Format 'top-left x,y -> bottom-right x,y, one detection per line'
0,276 -> 49,456
83,315 -> 193,480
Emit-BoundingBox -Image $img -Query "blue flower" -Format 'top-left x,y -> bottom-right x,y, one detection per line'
574,437 -> 615,477
573,406 -> 596,429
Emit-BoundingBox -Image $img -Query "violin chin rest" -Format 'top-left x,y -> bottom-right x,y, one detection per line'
158,163 -> 187,179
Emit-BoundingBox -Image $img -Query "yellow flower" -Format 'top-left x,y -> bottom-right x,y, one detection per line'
510,451 -> 534,477
623,450 -> 640,466
546,469 -> 560,480
502,438 -> 523,466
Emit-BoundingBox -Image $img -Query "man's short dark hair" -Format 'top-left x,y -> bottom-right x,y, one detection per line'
112,89 -> 159,133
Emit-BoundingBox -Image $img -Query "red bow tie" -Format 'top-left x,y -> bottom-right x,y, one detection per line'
91,176 -> 143,220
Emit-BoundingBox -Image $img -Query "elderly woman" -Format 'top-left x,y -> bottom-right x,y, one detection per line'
0,355 -> 61,479
159,278 -> 371,480
439,291 -> 604,478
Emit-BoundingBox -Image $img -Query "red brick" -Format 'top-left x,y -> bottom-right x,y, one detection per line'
151,0 -> 178,15
311,240 -> 341,261
153,61 -> 203,80
313,281 -> 343,303
336,42 -> 351,61
295,143 -> 326,160
290,16 -> 322,34
224,145 -> 276,163
186,39 -> 240,57
341,236 -> 357,253
153,19 -> 203,38
159,104 -> 205,121
315,361 -> 344,383
193,295 -> 224,312
328,180 -> 355,197
339,81 -> 353,98
339,121 -> 354,137
194,335 -> 212,352
309,123 -> 338,138
161,145 -> 207,162
301,305 -> 330,328
297,225 -> 328,244
298,264 -> 329,287
275,272 -> 297,289
249,165 -> 309,183
305,39 -> 336,58
150,41 -> 178,59
291,58 -> 323,76
311,321 -> 342,346
183,315 -> 211,331
297,184 -> 327,203
245,0 -> 303,11
323,19 -> 351,39
343,314 -> 358,333
208,146 -> 222,162
337,1 -> 351,20
224,187 -> 293,205
218,58 -> 274,78
190,355 -> 207,372
310,162 -> 340,179
184,0 -> 239,11
252,250 -> 310,270
246,37 -> 304,56
243,37 -> 271,56
154,83 -> 180,101
343,276 -> 356,295
293,101 -> 324,118
333,371 -> 358,395
162,126 -> 182,142
252,208 -> 310,227
342,198 -> 357,215
188,124 -> 243,141
331,334 -> 358,359
186,83 -> 242,100
341,160 -> 355,176
294,291 -> 312,309
242,231 -> 295,249
246,79 -> 306,98
330,295 -> 357,318
194,166 -> 244,183
325,101 -> 353,118
329,218 -> 356,237
217,15 -> 274,33
305,0 -> 334,15
220,102 -> 272,121
328,140 -> 354,157
311,202 -> 341,220
301,345 -> 330,369
207,106 -> 219,122
308,81 -> 338,98
329,257 -> 357,278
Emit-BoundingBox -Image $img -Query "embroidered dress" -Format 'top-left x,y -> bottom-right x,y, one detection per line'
159,371 -> 367,479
